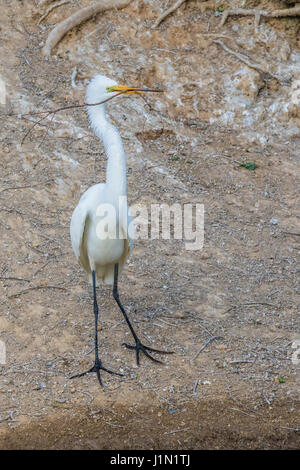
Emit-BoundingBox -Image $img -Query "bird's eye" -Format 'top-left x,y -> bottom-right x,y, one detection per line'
106,86 -> 116,93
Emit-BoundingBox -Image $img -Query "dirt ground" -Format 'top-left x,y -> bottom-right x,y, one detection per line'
0,0 -> 299,449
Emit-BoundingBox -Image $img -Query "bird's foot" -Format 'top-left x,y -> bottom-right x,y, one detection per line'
122,339 -> 173,365
70,359 -> 123,386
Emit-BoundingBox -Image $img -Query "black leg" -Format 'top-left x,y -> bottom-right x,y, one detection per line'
113,264 -> 173,365
71,270 -> 123,386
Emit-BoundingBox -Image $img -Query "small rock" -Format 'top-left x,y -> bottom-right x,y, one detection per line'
55,128 -> 73,138
80,360 -> 89,366
34,382 -> 46,390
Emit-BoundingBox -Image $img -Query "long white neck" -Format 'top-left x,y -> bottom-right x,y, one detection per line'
88,104 -> 126,197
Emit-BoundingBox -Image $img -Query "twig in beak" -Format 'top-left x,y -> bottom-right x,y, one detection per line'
5,88 -> 163,144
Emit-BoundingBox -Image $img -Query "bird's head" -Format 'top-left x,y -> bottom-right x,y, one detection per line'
86,74 -> 162,107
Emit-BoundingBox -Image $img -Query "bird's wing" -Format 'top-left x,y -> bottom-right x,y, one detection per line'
70,201 -> 91,274
70,183 -> 105,274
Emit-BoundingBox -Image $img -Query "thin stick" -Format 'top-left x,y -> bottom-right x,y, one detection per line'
159,318 -> 178,327
229,407 -> 257,418
193,378 -> 199,394
0,277 -> 31,282
33,259 -> 52,277
9,285 -> 66,299
14,91 -> 131,144
230,359 -> 255,364
164,427 -> 190,435
191,335 -> 223,361
0,185 -> 38,193
282,231 -> 300,237
221,301 -> 278,315
18,91 -> 129,117
21,112 -> 51,144
37,109 -> 55,147
42,0 -> 132,56
280,426 -> 300,432
15,85 -> 162,120
4,88 -> 163,144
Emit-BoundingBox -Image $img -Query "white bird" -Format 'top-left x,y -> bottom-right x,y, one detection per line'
70,75 -> 172,386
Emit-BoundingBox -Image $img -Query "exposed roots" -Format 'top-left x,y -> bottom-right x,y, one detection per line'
154,2 -> 300,30
42,0 -> 132,57
220,9 -> 268,31
213,39 -> 285,84
220,6 -> 300,32
38,0 -> 70,25
39,0 -> 56,5
153,0 -> 188,28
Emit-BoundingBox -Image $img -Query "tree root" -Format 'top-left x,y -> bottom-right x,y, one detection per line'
220,6 -> 300,32
213,39 -> 271,77
42,0 -> 132,57
153,0 -> 188,28
39,0 -> 56,6
154,2 -> 300,29
38,0 -> 70,25
213,39 -> 286,84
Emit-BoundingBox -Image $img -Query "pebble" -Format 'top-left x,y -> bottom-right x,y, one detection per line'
35,382 -> 46,390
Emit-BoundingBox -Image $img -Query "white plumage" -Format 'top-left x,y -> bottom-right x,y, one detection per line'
70,75 -> 131,286
69,76 -> 171,386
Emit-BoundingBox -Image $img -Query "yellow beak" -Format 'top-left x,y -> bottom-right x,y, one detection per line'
107,84 -> 163,94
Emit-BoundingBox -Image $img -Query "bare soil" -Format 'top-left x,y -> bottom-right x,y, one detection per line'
0,0 -> 299,449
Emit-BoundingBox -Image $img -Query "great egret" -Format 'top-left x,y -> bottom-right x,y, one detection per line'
70,75 -> 172,386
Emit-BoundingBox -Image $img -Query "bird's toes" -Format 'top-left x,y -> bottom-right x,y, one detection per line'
122,342 -> 136,351
122,340 -> 167,365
